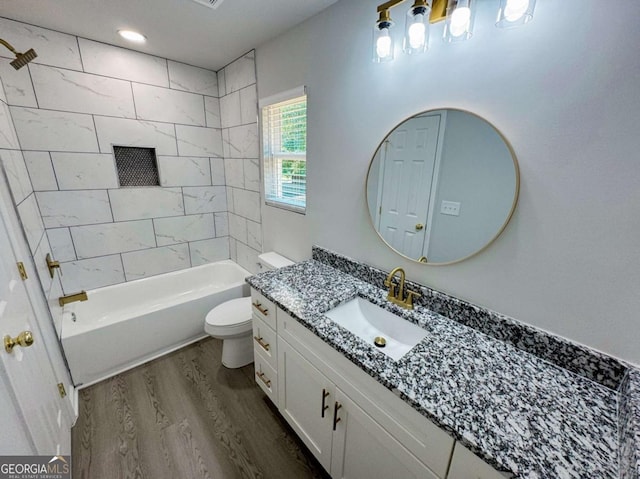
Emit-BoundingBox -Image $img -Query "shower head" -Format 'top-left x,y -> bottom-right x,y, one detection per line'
0,39 -> 38,70
10,49 -> 38,70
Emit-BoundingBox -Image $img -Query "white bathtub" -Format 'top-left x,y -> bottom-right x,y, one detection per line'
61,260 -> 251,387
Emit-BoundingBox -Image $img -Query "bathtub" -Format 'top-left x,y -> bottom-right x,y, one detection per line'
61,260 -> 251,387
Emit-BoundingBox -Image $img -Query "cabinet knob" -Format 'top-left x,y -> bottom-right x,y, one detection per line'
332,402 -> 342,430
321,389 -> 330,418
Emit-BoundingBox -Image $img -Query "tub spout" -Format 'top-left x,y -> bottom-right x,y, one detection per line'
59,291 -> 88,307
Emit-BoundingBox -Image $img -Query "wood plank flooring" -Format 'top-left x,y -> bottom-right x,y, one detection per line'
72,338 -> 329,479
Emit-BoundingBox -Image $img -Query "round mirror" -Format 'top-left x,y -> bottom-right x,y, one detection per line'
366,109 -> 519,265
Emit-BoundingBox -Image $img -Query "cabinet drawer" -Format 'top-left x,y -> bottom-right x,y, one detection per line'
250,289 -> 276,330
254,351 -> 278,405
447,443 -> 512,479
252,317 -> 277,370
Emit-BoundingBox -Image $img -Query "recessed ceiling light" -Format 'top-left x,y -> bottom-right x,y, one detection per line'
118,30 -> 146,43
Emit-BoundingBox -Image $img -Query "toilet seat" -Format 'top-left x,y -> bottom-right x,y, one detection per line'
205,297 -> 252,337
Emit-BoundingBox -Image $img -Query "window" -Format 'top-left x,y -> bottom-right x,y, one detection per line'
261,91 -> 307,213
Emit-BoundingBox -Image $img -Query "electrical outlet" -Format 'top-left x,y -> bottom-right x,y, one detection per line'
441,201 -> 461,216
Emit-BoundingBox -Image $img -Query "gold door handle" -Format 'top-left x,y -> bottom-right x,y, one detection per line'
256,371 -> 271,388
46,253 -> 60,278
253,335 -> 270,351
252,301 -> 268,316
4,331 -> 34,353
332,401 -> 342,430
415,223 -> 424,231
321,389 -> 330,418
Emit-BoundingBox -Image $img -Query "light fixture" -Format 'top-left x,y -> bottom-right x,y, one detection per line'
404,0 -> 431,55
496,0 -> 536,28
372,0 -> 536,63
118,30 -> 147,43
443,0 -> 475,42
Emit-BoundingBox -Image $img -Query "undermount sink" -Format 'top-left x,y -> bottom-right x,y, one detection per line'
324,297 -> 428,361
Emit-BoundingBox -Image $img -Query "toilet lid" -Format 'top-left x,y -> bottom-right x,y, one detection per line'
206,297 -> 252,327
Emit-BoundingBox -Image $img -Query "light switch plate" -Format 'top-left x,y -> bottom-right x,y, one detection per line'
441,201 -> 461,216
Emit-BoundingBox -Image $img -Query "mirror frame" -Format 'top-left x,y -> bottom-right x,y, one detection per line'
365,108 -> 520,266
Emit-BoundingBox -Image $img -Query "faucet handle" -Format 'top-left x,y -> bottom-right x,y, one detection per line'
405,289 -> 421,307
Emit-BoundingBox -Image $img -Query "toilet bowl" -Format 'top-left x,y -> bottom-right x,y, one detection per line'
205,252 -> 294,369
205,297 -> 253,368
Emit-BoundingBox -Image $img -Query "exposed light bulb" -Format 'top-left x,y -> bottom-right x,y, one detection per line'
408,15 -> 426,49
503,0 -> 529,21
449,7 -> 471,37
118,30 -> 146,43
376,29 -> 392,59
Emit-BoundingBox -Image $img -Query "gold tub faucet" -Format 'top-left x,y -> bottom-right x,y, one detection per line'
59,291 -> 88,307
384,267 -> 421,310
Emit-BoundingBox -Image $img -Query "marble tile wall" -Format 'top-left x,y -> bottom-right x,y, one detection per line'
0,17 -> 241,295
217,51 -> 263,274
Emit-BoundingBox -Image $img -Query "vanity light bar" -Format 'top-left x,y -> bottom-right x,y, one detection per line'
373,0 -> 536,62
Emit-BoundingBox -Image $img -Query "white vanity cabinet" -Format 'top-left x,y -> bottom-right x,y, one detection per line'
251,290 -> 278,402
447,443 -> 512,479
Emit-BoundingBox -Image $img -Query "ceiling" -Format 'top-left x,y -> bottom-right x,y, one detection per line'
0,0 -> 339,71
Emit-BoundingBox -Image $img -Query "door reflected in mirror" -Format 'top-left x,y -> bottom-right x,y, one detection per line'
366,109 -> 519,265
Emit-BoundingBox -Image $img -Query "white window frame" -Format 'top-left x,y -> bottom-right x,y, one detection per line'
259,86 -> 307,214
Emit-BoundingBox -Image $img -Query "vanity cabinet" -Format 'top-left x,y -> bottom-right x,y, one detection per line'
447,443 -> 511,479
251,290 -> 277,402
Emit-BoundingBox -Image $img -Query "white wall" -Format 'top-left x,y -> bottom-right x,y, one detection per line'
256,0 -> 640,365
0,17 -> 261,295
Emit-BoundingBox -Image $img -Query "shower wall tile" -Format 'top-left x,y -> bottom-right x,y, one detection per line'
214,212 -> 229,237
227,124 -> 259,158
47,228 -> 76,262
0,18 -> 83,71
122,244 -> 190,281
153,213 -> 215,246
236,241 -> 260,274
132,83 -> 205,126
51,152 -> 118,190
210,158 -> 225,185
239,85 -> 257,125
244,158 -> 260,192
78,39 -> 169,87
0,61 -> 37,107
60,255 -> 125,293
70,220 -> 156,259
175,124 -> 223,157
247,219 -> 262,251
23,151 -> 58,191
17,193 -> 45,252
233,188 -> 260,222
224,51 -> 256,94
0,102 -> 20,149
205,97 -> 221,128
1,149 -> 32,205
157,156 -> 211,187
37,190 -> 112,228
10,107 -> 99,152
30,65 -> 136,118
224,158 -> 244,188
189,237 -> 230,266
93,116 -> 178,155
228,212 -> 247,244
229,237 -> 237,262
221,129 -> 231,158
220,90 -> 241,128
183,186 -> 227,214
109,187 -> 184,221
168,61 -> 218,96
217,69 -> 226,97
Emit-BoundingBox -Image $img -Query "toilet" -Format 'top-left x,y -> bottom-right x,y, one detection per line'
205,252 -> 294,368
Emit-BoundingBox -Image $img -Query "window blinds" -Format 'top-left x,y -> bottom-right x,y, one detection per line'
262,94 -> 307,212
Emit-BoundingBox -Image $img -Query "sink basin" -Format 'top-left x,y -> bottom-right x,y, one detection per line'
324,297 -> 428,360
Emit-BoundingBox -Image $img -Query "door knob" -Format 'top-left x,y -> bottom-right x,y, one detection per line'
415,223 -> 424,231
4,331 -> 34,353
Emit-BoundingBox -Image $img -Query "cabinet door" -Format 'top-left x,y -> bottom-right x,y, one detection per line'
330,389 -> 441,479
278,337 -> 334,472
447,443 -> 511,479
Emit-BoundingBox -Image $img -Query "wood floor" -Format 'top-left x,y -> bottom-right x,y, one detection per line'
72,338 -> 329,479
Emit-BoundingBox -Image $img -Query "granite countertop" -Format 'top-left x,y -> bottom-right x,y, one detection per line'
246,259 -> 629,479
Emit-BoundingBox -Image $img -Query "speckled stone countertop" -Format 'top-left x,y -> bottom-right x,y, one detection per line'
246,257 -> 638,479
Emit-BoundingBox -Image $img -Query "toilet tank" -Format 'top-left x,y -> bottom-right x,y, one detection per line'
257,252 -> 294,271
